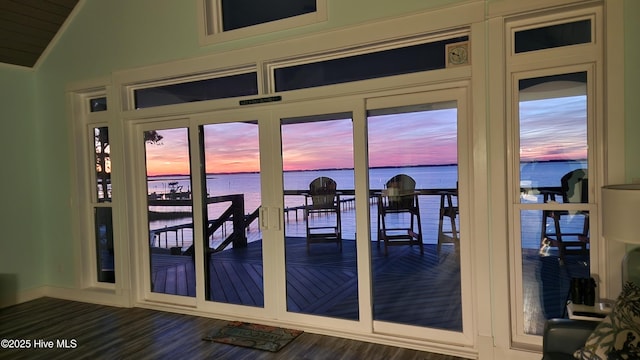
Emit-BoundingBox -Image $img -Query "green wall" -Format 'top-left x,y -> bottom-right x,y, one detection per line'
30,0 -> 466,290
0,68 -> 44,297
0,0 -> 637,295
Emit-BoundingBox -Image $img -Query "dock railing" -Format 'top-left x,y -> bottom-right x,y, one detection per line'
149,187 -> 565,252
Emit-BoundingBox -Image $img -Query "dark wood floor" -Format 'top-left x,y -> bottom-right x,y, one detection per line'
0,297 -> 466,360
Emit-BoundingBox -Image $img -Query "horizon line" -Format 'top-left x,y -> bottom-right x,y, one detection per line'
147,158 -> 585,178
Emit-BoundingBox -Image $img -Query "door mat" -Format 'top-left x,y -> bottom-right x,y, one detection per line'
203,321 -> 303,352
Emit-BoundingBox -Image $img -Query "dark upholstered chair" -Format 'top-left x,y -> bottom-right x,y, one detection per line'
542,318 -> 598,360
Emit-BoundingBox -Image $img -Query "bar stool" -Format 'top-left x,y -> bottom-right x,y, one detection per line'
540,169 -> 589,262
377,174 -> 423,256
437,189 -> 459,253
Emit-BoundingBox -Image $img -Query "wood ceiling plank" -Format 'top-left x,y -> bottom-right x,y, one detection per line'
0,0 -> 78,67
9,0 -> 77,17
0,31 -> 50,49
0,2 -> 67,25
0,47 -> 38,67
0,18 -> 55,41
0,10 -> 64,33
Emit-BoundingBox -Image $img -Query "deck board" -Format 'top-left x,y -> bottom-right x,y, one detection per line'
151,238 -> 464,330
149,237 -> 587,335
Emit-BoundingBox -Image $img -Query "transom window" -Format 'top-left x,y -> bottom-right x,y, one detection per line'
514,18 -> 593,54
220,0 -> 317,31
271,36 -> 469,92
133,71 -> 258,109
198,0 -> 327,44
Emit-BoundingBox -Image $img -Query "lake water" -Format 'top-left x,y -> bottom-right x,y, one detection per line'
147,160 -> 587,249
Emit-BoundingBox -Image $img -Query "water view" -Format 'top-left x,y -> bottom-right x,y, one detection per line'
146,160 -> 586,251
137,83 -> 589,333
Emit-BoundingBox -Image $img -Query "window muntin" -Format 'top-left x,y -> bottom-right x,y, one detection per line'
505,4 -> 603,349
274,37 -> 468,92
516,72 -> 590,336
83,91 -> 116,285
514,19 -> 592,53
134,72 -> 258,109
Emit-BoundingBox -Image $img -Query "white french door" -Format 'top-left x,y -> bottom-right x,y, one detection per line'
130,85 -> 475,346
364,89 -> 473,345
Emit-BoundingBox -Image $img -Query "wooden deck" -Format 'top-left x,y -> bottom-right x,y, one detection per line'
522,249 -> 590,335
151,251 -> 197,297
152,238 -> 462,331
151,238 -> 588,335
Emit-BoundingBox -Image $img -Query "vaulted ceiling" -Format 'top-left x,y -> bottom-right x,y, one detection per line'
0,0 -> 79,68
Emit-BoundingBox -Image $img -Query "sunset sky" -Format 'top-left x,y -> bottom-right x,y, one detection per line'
144,95 -> 587,177
519,96 -> 587,161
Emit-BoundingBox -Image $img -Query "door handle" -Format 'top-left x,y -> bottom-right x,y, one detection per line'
259,207 -> 281,230
260,207 -> 268,230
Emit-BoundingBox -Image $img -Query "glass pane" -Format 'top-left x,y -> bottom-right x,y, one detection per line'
515,19 -> 591,53
95,207 -> 115,283
274,37 -> 467,92
368,101 -> 461,331
518,72 -> 590,335
201,122 -> 263,307
521,210 -> 590,335
89,97 -> 107,112
93,126 -> 111,202
519,72 -> 588,204
221,0 -> 317,31
144,128 -> 195,297
281,113 -> 358,320
134,72 -> 258,109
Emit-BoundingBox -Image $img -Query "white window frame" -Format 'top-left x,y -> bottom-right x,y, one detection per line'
504,5 -> 604,349
265,30 -> 469,94
69,84 -> 116,290
124,65 -> 258,111
197,0 -> 328,46
112,4 -> 484,358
